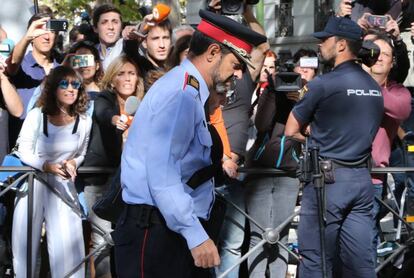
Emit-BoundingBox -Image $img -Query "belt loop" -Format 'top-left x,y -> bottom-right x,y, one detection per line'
137,205 -> 152,228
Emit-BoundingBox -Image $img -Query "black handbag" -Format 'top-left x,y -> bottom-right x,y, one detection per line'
92,167 -> 125,224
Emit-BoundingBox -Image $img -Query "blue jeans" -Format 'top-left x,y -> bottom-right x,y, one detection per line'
215,180 -> 246,278
245,176 -> 299,278
390,145 -> 414,201
372,183 -> 384,263
84,183 -> 113,278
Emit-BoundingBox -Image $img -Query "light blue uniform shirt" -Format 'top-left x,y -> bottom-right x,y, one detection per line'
121,59 -> 214,249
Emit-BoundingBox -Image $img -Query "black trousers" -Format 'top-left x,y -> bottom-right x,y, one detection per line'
112,205 -> 215,278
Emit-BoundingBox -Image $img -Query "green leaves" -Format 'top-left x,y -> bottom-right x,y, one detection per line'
42,0 -> 142,24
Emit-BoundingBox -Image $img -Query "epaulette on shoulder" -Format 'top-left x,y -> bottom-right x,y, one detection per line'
183,72 -> 200,92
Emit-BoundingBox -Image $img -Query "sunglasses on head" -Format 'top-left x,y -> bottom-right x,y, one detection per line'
58,80 -> 81,90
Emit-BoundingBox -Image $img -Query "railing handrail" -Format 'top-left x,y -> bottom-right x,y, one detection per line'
2,166 -> 414,175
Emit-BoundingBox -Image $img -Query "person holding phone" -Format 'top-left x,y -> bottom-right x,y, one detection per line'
337,0 -> 402,22
12,66 -> 91,278
66,40 -> 103,114
337,0 -> 410,85
65,40 -> 109,276
6,11 -> 59,150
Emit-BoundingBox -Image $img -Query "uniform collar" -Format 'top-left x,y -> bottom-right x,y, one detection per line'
332,59 -> 358,71
181,59 -> 209,105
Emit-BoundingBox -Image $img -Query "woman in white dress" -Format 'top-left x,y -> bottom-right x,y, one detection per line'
12,66 -> 92,278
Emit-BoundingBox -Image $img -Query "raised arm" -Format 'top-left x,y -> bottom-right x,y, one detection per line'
0,64 -> 23,117
243,5 -> 269,81
6,17 -> 50,76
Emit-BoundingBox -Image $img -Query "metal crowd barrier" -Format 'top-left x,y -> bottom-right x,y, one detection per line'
0,166 -> 115,278
1,166 -> 414,277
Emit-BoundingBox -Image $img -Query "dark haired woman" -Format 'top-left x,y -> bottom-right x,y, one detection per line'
68,41 -> 102,93
12,66 -> 91,278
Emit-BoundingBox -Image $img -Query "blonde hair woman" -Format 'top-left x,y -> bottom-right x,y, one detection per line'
80,55 -> 144,277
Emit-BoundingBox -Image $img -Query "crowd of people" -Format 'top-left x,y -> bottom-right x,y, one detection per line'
1,0 -> 414,277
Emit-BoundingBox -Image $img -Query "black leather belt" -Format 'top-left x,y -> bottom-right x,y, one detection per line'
125,204 -> 165,227
331,160 -> 369,169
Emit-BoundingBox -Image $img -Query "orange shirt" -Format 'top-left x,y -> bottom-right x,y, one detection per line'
210,107 -> 231,158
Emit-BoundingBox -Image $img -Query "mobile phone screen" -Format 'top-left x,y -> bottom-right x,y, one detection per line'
71,54 -> 95,68
46,19 -> 68,32
299,57 -> 318,68
367,15 -> 388,28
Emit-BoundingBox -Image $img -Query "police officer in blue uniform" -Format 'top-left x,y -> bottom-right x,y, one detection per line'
285,16 -> 384,278
112,9 -> 267,278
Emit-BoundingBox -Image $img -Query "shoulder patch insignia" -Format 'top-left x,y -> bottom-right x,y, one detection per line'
183,72 -> 200,92
188,75 -> 200,91
299,84 -> 309,100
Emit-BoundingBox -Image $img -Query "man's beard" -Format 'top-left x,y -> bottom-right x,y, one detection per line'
319,51 -> 335,67
212,73 -> 235,94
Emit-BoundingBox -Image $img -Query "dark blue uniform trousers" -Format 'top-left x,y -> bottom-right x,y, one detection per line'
113,206 -> 213,278
298,167 -> 376,278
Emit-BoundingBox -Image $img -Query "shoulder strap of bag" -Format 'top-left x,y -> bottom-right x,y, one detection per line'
185,77 -> 223,190
43,113 -> 80,137
43,112 -> 48,137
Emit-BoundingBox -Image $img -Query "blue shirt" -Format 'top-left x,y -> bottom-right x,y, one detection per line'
292,60 -> 384,161
10,51 -> 58,119
121,59 -> 214,249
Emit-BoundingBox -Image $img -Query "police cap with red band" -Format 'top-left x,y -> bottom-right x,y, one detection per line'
197,9 -> 267,69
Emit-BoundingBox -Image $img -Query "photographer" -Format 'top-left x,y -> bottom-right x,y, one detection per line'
6,11 -> 58,149
244,48 -> 317,278
338,0 -> 410,83
363,32 -> 411,261
285,16 -> 383,277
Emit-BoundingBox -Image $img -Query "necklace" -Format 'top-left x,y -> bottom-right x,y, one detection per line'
58,105 -> 70,116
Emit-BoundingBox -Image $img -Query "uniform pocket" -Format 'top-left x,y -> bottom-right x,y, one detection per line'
197,128 -> 212,147
111,225 -> 137,246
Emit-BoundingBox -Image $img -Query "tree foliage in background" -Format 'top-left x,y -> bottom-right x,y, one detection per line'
41,0 -> 142,24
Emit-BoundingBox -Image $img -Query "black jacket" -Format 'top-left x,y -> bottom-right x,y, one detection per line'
82,90 -> 123,184
246,86 -> 300,173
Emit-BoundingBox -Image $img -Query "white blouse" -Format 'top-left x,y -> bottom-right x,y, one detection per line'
16,107 -> 92,170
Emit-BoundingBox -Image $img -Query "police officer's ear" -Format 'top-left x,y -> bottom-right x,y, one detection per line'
336,38 -> 347,53
206,43 -> 222,63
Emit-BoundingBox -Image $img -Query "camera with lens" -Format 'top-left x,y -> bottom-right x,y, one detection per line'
272,53 -> 302,92
210,0 -> 259,15
358,40 -> 380,67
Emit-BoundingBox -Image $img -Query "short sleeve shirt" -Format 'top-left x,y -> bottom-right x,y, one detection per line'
10,51 -> 58,119
292,60 -> 384,161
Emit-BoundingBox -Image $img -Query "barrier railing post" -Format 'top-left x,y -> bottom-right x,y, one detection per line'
27,172 -> 34,278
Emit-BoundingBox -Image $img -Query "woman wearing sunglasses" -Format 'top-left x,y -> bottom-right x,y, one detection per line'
12,66 -> 91,278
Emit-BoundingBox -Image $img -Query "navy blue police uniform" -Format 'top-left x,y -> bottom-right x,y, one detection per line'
112,9 -> 267,278
291,16 -> 384,278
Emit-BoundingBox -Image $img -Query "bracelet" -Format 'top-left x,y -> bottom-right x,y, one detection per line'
222,155 -> 231,162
